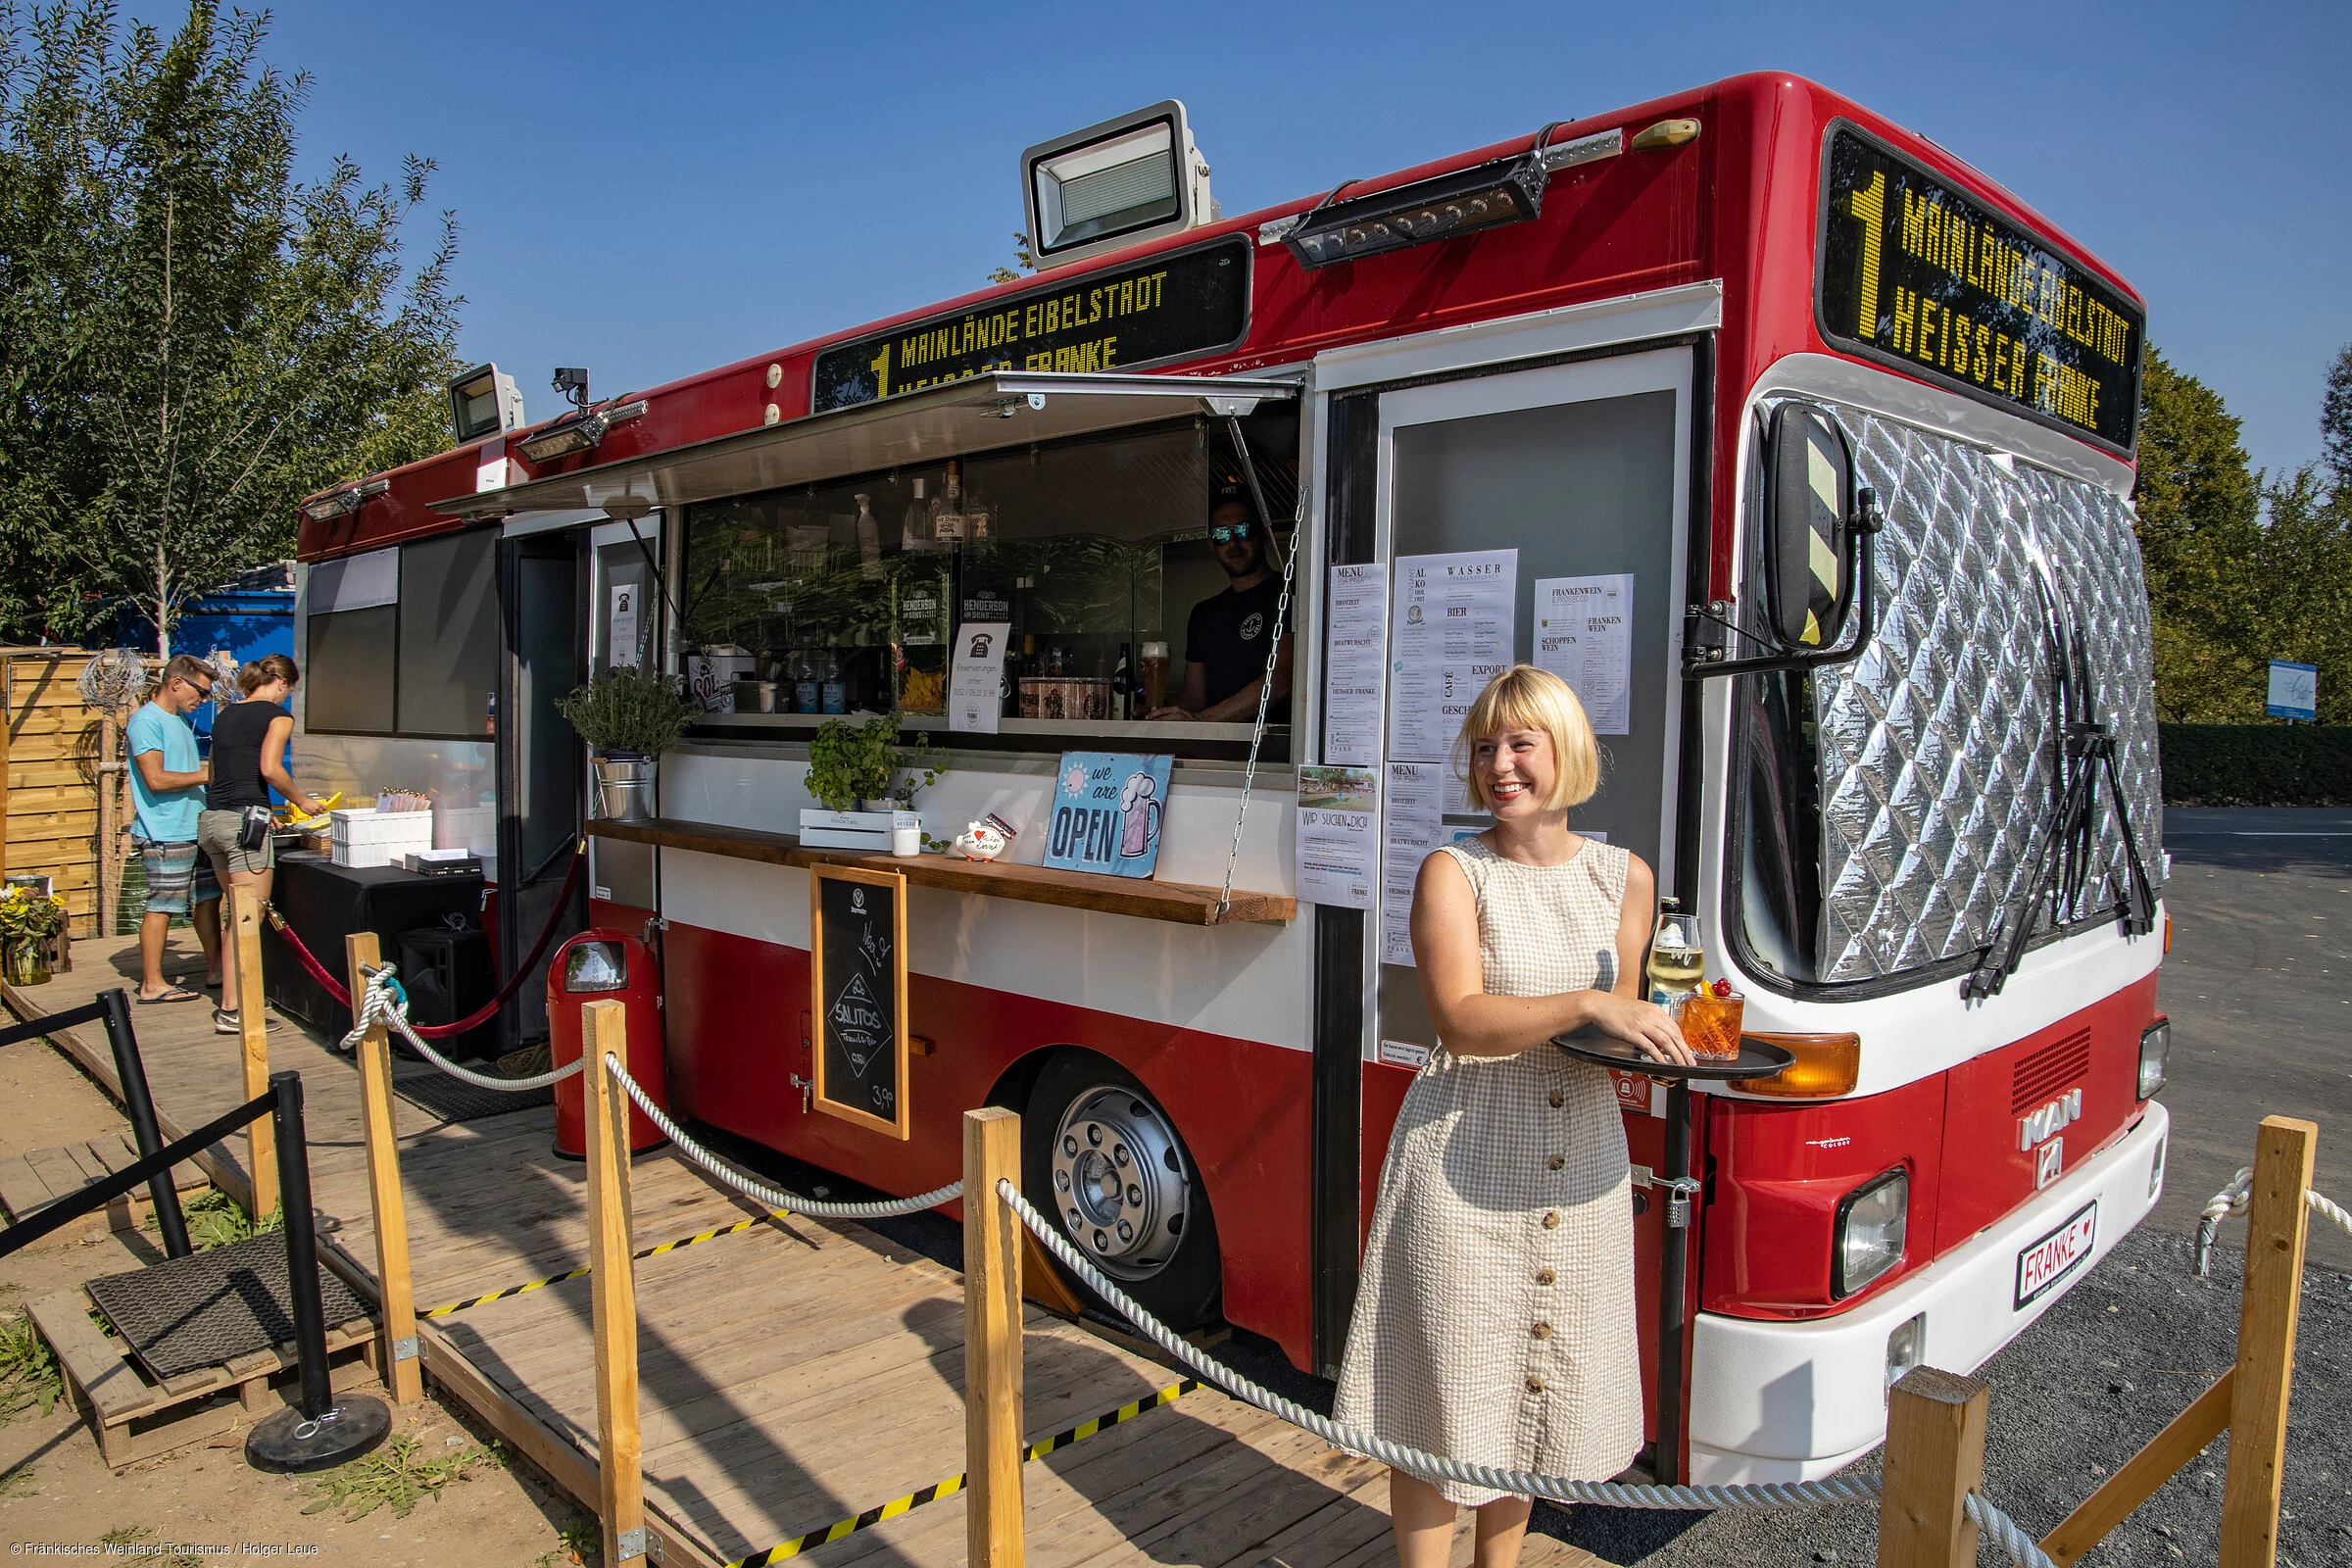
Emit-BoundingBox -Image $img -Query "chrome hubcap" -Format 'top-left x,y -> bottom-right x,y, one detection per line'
1049,1086 -> 1189,1280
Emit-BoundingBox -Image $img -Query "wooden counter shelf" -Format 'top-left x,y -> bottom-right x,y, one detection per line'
588,815 -> 1297,926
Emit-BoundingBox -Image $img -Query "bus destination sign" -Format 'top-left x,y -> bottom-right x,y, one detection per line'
812,235 -> 1250,414
1817,124 -> 2143,456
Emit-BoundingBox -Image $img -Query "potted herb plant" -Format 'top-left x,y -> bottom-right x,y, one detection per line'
0,885 -> 68,986
555,666 -> 701,823
800,716 -> 946,852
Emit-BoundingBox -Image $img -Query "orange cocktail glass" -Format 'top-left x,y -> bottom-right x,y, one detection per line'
1677,989 -> 1745,1060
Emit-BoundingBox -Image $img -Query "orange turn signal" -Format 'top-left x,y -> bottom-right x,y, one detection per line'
1739,1032 -> 1862,1099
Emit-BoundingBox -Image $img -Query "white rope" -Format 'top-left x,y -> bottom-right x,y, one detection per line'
2195,1167 -> 2348,1275
343,964 -> 582,1091
1964,1491 -> 2058,1568
996,1177 -> 1875,1511
605,1054 -> 960,1220
1211,429 -> 1303,923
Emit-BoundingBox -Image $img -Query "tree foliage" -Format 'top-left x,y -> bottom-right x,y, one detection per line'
2132,344 -> 2352,723
0,0 -> 463,651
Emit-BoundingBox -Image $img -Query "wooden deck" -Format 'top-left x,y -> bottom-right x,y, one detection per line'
4,935 -> 1601,1568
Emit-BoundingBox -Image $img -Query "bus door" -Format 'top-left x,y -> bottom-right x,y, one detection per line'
1329,342 -> 1698,1433
494,526 -> 590,1051
585,514 -> 664,921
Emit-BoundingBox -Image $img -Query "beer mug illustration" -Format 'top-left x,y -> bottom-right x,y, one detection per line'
1117,771 -> 1161,859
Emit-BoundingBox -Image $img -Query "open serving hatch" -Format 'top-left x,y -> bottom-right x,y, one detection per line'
435,370 -> 1299,523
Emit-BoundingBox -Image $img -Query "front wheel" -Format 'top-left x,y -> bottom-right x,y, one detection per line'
1020,1050 -> 1222,1332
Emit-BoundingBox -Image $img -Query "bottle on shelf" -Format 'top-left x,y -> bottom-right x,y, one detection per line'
820,644 -> 846,714
1644,898 -> 1705,1009
854,493 -> 882,578
934,461 -> 967,542
792,649 -> 819,714
1113,643 -> 1133,719
902,477 -> 932,552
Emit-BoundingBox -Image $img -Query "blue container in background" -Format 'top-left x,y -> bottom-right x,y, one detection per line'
112,564 -> 295,740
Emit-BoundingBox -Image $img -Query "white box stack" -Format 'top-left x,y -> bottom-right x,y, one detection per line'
329,808 -> 436,869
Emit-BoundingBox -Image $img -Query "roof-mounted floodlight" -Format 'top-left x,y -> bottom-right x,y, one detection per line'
448,364 -> 526,445
299,476 -> 390,524
1021,99 -> 1215,270
513,397 -> 650,467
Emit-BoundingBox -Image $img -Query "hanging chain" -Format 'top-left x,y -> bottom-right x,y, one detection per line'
1215,414 -> 1301,922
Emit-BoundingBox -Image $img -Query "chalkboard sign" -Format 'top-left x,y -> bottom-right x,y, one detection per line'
809,863 -> 909,1140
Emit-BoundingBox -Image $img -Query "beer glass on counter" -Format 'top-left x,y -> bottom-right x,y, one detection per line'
1141,641 -> 1170,712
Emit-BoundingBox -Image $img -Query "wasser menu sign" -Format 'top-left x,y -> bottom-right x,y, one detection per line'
1817,123 -> 2144,456
812,236 -> 1250,413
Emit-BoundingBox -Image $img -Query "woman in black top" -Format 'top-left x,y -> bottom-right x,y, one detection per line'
198,654 -> 325,1035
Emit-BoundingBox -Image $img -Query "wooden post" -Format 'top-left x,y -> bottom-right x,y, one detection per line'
1876,1366 -> 1988,1568
232,887 -> 277,1218
2220,1115 -> 2317,1568
2042,1368 -> 2234,1564
963,1107 -> 1025,1568
346,928 -> 420,1404
96,716 -> 116,937
584,1001 -> 645,1568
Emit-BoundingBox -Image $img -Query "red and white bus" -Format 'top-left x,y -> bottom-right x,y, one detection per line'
292,72 -> 2171,1483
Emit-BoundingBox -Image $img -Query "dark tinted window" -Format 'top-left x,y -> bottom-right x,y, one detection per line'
396,528 -> 499,737
305,605 -> 397,733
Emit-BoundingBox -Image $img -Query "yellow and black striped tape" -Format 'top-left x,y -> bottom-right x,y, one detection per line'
419,1210 -> 787,1319
726,1378 -> 1200,1567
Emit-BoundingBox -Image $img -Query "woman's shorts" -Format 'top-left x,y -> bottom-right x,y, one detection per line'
198,808 -> 275,877
134,837 -> 220,915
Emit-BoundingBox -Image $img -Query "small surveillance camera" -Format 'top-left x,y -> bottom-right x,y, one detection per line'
552,368 -> 590,408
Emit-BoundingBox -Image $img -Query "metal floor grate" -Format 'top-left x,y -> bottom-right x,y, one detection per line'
84,1232 -> 369,1382
393,1071 -> 554,1124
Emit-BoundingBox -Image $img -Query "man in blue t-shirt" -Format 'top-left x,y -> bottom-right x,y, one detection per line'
125,655 -> 220,1003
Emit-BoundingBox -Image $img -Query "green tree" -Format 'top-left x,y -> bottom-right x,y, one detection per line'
0,0 -> 463,652
2131,347 -> 2267,720
2322,340 -> 2352,498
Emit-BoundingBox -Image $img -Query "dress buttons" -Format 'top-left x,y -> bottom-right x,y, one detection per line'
1542,1210 -> 1561,1230
1548,1089 -> 1565,1108
1536,1268 -> 1556,1286
1526,1375 -> 1545,1394
1547,1153 -> 1566,1171
1531,1322 -> 1552,1340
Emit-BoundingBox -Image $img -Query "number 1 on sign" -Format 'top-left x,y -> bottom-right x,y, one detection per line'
868,342 -> 892,400
1843,170 -> 1886,342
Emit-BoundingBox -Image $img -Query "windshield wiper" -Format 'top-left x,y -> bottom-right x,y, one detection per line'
1961,578 -> 2158,1002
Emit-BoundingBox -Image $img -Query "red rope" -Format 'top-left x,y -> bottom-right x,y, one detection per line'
265,843 -> 589,1038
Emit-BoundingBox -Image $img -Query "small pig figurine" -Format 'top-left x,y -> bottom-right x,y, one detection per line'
953,820 -> 1007,862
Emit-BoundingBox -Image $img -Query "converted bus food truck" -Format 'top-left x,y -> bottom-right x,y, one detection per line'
291,73 -> 2171,1483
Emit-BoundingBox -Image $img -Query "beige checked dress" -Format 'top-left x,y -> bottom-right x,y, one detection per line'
1332,834 -> 1642,1506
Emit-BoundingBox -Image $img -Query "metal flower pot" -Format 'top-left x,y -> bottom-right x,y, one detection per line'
594,754 -> 659,823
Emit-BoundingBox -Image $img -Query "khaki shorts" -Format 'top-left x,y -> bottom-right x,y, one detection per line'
198,808 -> 274,878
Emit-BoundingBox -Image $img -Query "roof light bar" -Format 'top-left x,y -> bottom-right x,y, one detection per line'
298,476 -> 390,524
513,399 -> 650,468
1285,150 -> 1548,270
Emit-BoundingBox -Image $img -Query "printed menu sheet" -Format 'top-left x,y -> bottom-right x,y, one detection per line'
1381,761 -> 1446,966
1322,564 -> 1389,767
1533,573 -> 1634,735
948,622 -> 1005,735
1295,765 -> 1378,909
1387,550 -> 1517,761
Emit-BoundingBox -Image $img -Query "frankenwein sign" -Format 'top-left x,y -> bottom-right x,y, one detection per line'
1816,122 -> 2146,457
811,235 -> 1250,413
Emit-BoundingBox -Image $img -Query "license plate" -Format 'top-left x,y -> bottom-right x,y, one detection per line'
2014,1200 -> 2097,1309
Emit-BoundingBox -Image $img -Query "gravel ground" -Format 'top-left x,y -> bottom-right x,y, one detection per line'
1547,1224 -> 2352,1566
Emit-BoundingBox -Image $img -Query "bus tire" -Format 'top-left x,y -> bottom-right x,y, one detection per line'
1021,1049 -> 1222,1332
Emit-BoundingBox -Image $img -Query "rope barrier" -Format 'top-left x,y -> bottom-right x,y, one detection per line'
2195,1167 -> 2348,1275
606,1054 -> 961,1220
995,1177 -> 1875,1511
421,1210 -> 789,1319
347,965 -> 581,1089
1964,1491 -> 2058,1568
269,837 -> 586,1036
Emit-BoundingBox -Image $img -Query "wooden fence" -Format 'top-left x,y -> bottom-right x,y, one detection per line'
0,648 -> 107,937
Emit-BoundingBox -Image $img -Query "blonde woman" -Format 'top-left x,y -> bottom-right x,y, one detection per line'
1334,664 -> 1693,1568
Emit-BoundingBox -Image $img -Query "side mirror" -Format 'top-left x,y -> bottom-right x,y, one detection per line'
1764,402 -> 1857,651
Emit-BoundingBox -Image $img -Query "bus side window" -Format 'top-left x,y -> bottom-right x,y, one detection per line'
1738,669 -> 1825,984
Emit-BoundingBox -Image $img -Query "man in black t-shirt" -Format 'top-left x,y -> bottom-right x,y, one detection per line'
1149,478 -> 1292,724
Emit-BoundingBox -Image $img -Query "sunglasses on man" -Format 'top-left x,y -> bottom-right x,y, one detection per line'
176,674 -> 213,698
1209,522 -> 1257,545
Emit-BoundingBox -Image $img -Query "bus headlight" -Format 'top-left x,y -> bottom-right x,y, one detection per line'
2137,1019 -> 2170,1100
1834,1168 -> 1907,1299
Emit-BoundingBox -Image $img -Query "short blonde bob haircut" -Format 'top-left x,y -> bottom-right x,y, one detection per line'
1452,663 -> 1600,811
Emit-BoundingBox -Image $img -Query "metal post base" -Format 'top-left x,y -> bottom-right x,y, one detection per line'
243,1394 -> 393,1474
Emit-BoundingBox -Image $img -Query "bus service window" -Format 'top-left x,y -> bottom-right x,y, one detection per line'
1146,476 -> 1293,725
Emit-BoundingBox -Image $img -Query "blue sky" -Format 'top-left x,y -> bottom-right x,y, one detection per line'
186,1 -> 2350,482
